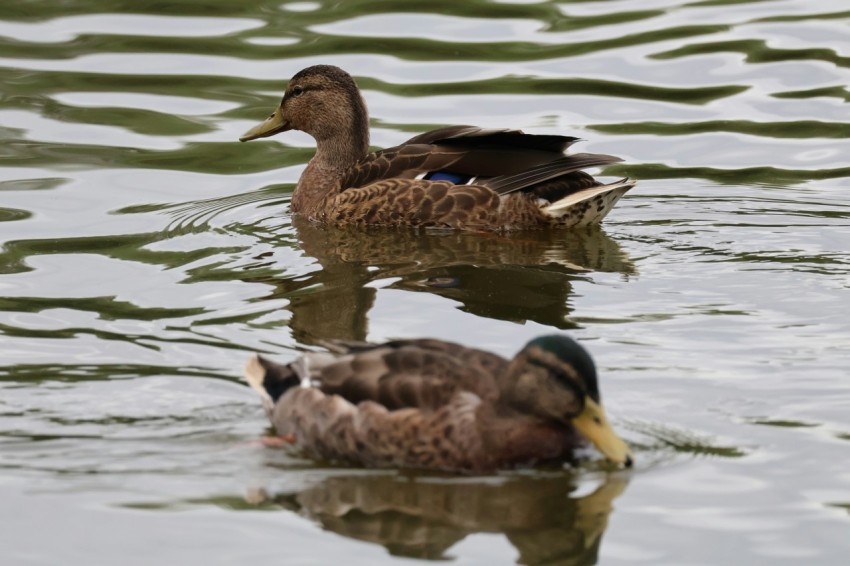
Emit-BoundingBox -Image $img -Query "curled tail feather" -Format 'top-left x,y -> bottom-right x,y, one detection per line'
543,177 -> 635,226
244,355 -> 302,416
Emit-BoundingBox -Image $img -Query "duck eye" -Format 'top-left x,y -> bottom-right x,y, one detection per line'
291,85 -> 304,97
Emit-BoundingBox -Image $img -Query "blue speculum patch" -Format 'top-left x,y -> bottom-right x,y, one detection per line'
424,171 -> 472,185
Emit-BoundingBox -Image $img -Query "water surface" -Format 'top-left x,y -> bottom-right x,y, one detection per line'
1,1 -> 849,564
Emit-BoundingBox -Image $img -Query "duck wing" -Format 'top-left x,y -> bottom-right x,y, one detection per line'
341,126 -> 586,191
403,125 -> 578,153
305,339 -> 505,410
480,153 -> 622,195
247,339 -> 506,413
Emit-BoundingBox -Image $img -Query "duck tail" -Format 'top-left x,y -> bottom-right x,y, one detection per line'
543,178 -> 635,226
244,355 -> 302,416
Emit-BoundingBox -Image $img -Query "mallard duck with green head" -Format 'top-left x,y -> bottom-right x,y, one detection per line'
240,65 -> 635,230
245,335 -> 632,473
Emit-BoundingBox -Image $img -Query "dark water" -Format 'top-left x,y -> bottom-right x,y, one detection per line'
1,1 -> 849,564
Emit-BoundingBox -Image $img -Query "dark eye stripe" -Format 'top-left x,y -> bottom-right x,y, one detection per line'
284,85 -> 319,103
528,357 -> 566,380
528,357 -> 582,391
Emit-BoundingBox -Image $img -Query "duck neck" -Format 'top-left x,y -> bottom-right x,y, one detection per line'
292,95 -> 370,217
496,358 -> 560,421
496,360 -> 529,411
313,127 -> 369,171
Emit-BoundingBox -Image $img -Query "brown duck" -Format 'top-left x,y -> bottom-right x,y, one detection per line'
245,335 -> 633,473
240,65 -> 636,230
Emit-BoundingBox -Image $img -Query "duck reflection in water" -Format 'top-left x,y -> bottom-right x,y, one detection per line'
248,471 -> 628,565
258,216 -> 635,344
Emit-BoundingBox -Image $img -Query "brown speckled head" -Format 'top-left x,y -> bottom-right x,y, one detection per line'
500,335 -> 632,466
283,65 -> 368,146
500,335 -> 593,422
240,65 -> 369,161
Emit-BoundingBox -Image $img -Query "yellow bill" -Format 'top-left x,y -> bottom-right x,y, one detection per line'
572,398 -> 633,467
240,108 -> 289,142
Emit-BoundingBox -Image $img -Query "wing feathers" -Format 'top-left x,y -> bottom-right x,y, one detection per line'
482,153 -> 622,195
403,125 -> 578,153
326,125 -> 632,228
344,126 -> 585,190
304,340 -> 504,411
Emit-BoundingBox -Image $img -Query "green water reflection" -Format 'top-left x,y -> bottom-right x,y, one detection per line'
127,471 -> 629,565
251,217 -> 635,343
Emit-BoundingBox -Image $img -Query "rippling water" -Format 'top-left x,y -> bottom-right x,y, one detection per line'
1,1 -> 849,564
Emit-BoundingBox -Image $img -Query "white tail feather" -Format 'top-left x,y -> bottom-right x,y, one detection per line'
244,355 -> 275,415
543,178 -> 635,226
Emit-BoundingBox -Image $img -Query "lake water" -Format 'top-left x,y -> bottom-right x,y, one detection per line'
1,1 -> 849,564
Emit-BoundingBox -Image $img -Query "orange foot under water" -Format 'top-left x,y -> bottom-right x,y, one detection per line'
260,434 -> 297,448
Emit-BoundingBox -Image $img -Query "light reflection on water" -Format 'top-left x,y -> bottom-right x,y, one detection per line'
0,0 -> 849,564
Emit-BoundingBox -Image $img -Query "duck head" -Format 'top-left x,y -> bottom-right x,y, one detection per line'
239,64 -> 369,155
503,335 -> 633,467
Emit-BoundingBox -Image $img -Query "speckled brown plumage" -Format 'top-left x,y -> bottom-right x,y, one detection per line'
244,335 -> 633,473
240,65 -> 636,230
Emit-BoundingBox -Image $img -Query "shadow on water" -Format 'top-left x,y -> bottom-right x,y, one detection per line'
249,216 -> 636,344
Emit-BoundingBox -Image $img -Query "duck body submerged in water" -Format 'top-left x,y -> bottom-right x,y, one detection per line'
245,335 -> 632,474
240,65 -> 635,230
